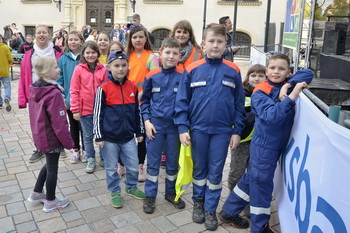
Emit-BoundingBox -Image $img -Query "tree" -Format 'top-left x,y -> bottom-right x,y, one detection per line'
323,0 -> 350,21
315,3 -> 327,21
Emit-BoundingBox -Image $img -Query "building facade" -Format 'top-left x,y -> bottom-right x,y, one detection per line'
0,0 -> 287,55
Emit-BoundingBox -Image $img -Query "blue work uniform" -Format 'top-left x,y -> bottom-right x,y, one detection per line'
141,66 -> 183,197
222,69 -> 314,233
174,57 -> 246,212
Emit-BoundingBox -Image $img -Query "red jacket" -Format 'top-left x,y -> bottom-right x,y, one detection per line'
29,81 -> 74,152
70,62 -> 108,116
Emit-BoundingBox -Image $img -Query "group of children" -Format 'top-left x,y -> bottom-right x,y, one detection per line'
23,20 -> 313,233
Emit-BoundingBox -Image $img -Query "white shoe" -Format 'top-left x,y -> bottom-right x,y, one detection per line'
138,164 -> 146,182
70,149 -> 80,164
81,150 -> 88,163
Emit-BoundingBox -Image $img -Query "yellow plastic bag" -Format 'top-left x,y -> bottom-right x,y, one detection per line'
175,142 -> 193,202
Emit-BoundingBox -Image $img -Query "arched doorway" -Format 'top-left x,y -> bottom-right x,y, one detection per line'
234,31 -> 251,58
151,28 -> 171,52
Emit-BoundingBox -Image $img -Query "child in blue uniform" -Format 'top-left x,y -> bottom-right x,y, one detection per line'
93,50 -> 146,208
141,38 -> 185,214
218,53 -> 313,233
174,23 -> 246,231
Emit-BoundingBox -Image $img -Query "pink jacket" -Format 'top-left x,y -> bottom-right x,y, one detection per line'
18,45 -> 62,108
70,62 -> 108,116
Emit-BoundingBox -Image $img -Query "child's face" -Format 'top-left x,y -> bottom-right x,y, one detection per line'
67,35 -> 83,53
46,62 -> 60,80
266,59 -> 289,83
108,59 -> 128,82
131,31 -> 147,51
97,34 -> 110,51
174,28 -> 190,47
203,31 -> 226,59
83,47 -> 98,64
248,72 -> 266,88
35,26 -> 50,46
109,44 -> 122,53
161,47 -> 181,69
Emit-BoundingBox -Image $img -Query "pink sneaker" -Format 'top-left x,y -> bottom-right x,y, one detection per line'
70,149 -> 80,164
43,197 -> 69,212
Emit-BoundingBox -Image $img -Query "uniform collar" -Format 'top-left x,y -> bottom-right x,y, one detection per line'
205,56 -> 223,64
162,66 -> 176,73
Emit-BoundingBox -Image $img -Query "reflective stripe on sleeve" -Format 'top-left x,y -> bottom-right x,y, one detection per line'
222,80 -> 236,88
190,81 -> 206,87
192,178 -> 207,186
207,180 -> 222,190
233,185 -> 250,202
151,87 -> 161,92
250,206 -> 270,215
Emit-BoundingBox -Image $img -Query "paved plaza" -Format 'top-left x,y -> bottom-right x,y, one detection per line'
0,59 -> 281,233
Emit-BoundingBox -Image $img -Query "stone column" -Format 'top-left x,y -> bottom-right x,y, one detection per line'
114,0 -> 128,25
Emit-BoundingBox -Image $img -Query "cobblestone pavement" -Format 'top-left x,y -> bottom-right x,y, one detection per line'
0,59 -> 281,233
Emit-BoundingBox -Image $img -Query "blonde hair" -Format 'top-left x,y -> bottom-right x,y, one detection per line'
33,56 -> 56,79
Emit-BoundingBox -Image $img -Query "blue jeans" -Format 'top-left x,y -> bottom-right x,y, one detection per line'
0,77 -> 11,105
80,115 -> 104,160
103,139 -> 139,192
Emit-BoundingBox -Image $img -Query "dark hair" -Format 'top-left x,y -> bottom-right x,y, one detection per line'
243,64 -> 266,91
170,20 -> 202,52
64,31 -> 85,53
219,16 -> 230,25
161,37 -> 180,50
204,23 -> 226,39
96,31 -> 111,43
126,26 -> 152,56
267,53 -> 290,67
80,41 -> 100,64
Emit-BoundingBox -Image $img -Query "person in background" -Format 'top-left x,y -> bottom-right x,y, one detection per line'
174,23 -> 246,231
16,32 -> 25,43
110,24 -> 125,46
93,50 -> 146,208
218,54 -> 313,233
83,25 -> 92,40
18,25 -> 63,163
0,34 -> 13,111
219,16 -> 240,62
26,56 -> 74,213
70,41 -> 108,173
17,34 -> 34,54
131,14 -> 155,46
96,31 -> 111,65
57,31 -> 86,164
85,30 -> 98,42
10,34 -> 20,51
126,25 -> 160,182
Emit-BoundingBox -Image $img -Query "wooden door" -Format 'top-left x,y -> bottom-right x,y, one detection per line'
86,0 -> 114,33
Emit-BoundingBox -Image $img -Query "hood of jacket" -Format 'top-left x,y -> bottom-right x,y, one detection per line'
30,81 -> 61,103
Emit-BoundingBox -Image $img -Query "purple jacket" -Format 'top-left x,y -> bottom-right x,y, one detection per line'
29,81 -> 74,152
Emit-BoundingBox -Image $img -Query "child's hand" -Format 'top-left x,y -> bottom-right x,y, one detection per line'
138,90 -> 143,102
279,83 -> 291,101
95,141 -> 104,147
73,112 -> 81,121
63,99 -> 69,110
288,82 -> 308,101
144,120 -> 156,140
180,132 -> 191,147
230,134 -> 241,150
137,136 -> 144,143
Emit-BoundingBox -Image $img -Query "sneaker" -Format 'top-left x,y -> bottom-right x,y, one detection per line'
43,197 -> 69,212
81,150 -> 87,163
70,149 -> 80,164
27,191 -> 46,204
143,196 -> 156,214
99,159 -> 104,167
138,164 -> 146,182
262,222 -> 274,233
111,192 -> 123,208
125,187 -> 146,199
165,194 -> 186,209
205,211 -> 218,231
117,163 -> 126,177
29,150 -> 45,163
4,98 -> 11,112
217,210 -> 249,229
85,158 -> 96,173
192,199 -> 205,223
60,150 -> 67,158
160,153 -> 166,169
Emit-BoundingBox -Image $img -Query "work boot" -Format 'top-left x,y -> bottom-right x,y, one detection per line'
192,198 -> 205,223
205,211 -> 218,231
217,210 -> 249,229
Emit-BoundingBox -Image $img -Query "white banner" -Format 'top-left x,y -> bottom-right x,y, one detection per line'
250,46 -> 267,67
274,92 -> 350,233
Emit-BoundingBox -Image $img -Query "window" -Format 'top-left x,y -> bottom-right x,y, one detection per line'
234,31 -> 251,58
151,28 -> 171,51
217,0 -> 262,6
144,0 -> 183,4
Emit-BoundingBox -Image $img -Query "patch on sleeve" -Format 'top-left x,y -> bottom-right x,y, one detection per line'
59,110 -> 65,116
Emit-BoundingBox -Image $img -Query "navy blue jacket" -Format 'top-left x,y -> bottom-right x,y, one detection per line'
251,69 -> 314,150
174,57 -> 246,135
93,76 -> 143,143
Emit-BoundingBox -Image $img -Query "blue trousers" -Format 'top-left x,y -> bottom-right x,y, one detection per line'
80,115 -> 104,160
222,142 -> 280,233
145,121 -> 180,197
0,76 -> 11,105
191,131 -> 231,212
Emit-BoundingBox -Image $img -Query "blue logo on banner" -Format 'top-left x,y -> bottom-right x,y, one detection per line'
280,135 -> 347,233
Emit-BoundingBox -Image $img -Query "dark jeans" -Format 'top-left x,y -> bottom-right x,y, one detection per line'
67,109 -> 84,150
33,152 -> 60,201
